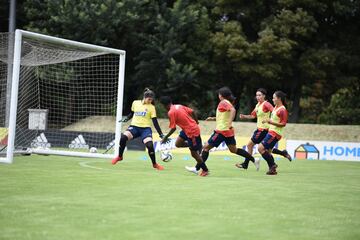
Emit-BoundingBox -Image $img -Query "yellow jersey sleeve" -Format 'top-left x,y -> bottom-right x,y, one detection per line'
149,105 -> 156,118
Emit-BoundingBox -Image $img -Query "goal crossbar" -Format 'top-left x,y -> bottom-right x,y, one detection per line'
20,30 -> 125,55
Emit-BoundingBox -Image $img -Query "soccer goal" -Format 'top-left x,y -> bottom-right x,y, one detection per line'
0,30 -> 126,163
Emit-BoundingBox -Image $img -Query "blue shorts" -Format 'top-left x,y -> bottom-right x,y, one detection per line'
207,131 -> 236,147
179,130 -> 202,152
127,125 -> 152,141
251,129 -> 268,144
261,133 -> 279,150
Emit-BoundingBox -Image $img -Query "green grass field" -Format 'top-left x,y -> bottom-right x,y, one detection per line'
1,152 -> 360,240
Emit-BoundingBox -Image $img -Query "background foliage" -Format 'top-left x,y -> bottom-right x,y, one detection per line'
1,0 -> 359,124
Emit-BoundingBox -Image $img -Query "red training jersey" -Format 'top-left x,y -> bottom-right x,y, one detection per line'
168,104 -> 200,138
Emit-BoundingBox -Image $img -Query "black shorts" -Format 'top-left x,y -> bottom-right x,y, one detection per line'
251,129 -> 268,144
179,130 -> 202,152
261,133 -> 279,150
127,126 -> 152,141
207,131 -> 236,147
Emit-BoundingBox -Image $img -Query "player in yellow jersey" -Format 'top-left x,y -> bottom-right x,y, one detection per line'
257,90 -> 289,175
236,88 -> 291,170
189,87 -> 254,175
111,88 -> 166,170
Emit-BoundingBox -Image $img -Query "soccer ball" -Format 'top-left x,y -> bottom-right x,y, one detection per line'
89,147 -> 97,153
161,150 -> 173,162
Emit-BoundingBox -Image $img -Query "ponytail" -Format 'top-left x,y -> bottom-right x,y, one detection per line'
143,88 -> 155,104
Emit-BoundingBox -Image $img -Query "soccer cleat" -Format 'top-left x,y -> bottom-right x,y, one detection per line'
254,158 -> 260,171
283,150 -> 292,162
235,162 -> 248,170
111,156 -> 123,165
153,163 -> 164,170
266,164 -> 278,175
185,166 -> 199,175
199,170 -> 209,177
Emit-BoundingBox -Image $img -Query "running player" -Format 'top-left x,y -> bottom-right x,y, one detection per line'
159,96 -> 209,176
111,88 -> 165,170
257,90 -> 288,175
236,88 -> 291,170
191,87 -> 254,171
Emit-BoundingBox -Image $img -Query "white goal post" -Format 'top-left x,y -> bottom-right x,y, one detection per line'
0,30 -> 126,163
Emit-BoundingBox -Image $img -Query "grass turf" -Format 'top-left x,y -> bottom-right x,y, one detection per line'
0,152 -> 359,240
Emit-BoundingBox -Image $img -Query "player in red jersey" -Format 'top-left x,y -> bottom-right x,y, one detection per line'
160,96 -> 209,176
236,88 -> 291,170
258,90 -> 289,175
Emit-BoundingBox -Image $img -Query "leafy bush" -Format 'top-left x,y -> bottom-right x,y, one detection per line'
319,87 -> 360,124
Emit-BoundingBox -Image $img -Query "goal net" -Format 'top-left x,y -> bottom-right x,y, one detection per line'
0,30 -> 125,163
0,33 -> 14,158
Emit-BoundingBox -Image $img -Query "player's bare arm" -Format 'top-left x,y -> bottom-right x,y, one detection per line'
263,119 -> 286,128
161,128 -> 176,144
239,113 -> 255,120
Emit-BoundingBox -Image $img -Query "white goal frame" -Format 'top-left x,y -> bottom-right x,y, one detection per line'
0,29 -> 126,163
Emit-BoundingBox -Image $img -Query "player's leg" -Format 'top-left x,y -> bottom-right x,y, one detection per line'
175,131 -> 189,148
201,143 -> 211,162
192,150 -> 209,177
112,128 -> 134,164
142,128 -> 164,170
187,134 -> 215,173
202,131 -> 222,163
258,135 -> 278,175
119,131 -> 133,156
272,148 -> 292,161
234,140 -> 255,169
246,140 -> 260,170
235,129 -> 266,170
190,136 -> 209,176
247,140 -> 255,156
227,141 -> 255,169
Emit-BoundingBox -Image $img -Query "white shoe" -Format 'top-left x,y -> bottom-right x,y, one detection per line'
254,158 -> 260,171
185,166 -> 199,175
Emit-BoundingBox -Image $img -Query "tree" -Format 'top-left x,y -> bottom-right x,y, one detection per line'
211,0 -> 360,123
24,0 -> 168,112
135,0 -> 216,117
21,0 -> 360,123
319,83 -> 360,124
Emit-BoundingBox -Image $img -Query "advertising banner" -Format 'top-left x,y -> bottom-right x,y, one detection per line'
286,140 -> 360,161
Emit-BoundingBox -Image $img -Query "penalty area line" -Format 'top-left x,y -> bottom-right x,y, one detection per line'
78,160 -> 114,171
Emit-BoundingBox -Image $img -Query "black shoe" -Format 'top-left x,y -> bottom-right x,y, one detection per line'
235,162 -> 248,170
266,164 -> 278,175
283,150 -> 292,162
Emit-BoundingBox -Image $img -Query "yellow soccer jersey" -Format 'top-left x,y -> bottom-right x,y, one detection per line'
130,100 -> 156,127
215,99 -> 235,137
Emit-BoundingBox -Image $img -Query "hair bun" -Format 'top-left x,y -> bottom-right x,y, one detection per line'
144,88 -> 150,93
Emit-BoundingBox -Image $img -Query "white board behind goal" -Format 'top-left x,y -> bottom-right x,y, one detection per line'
0,30 -> 125,163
